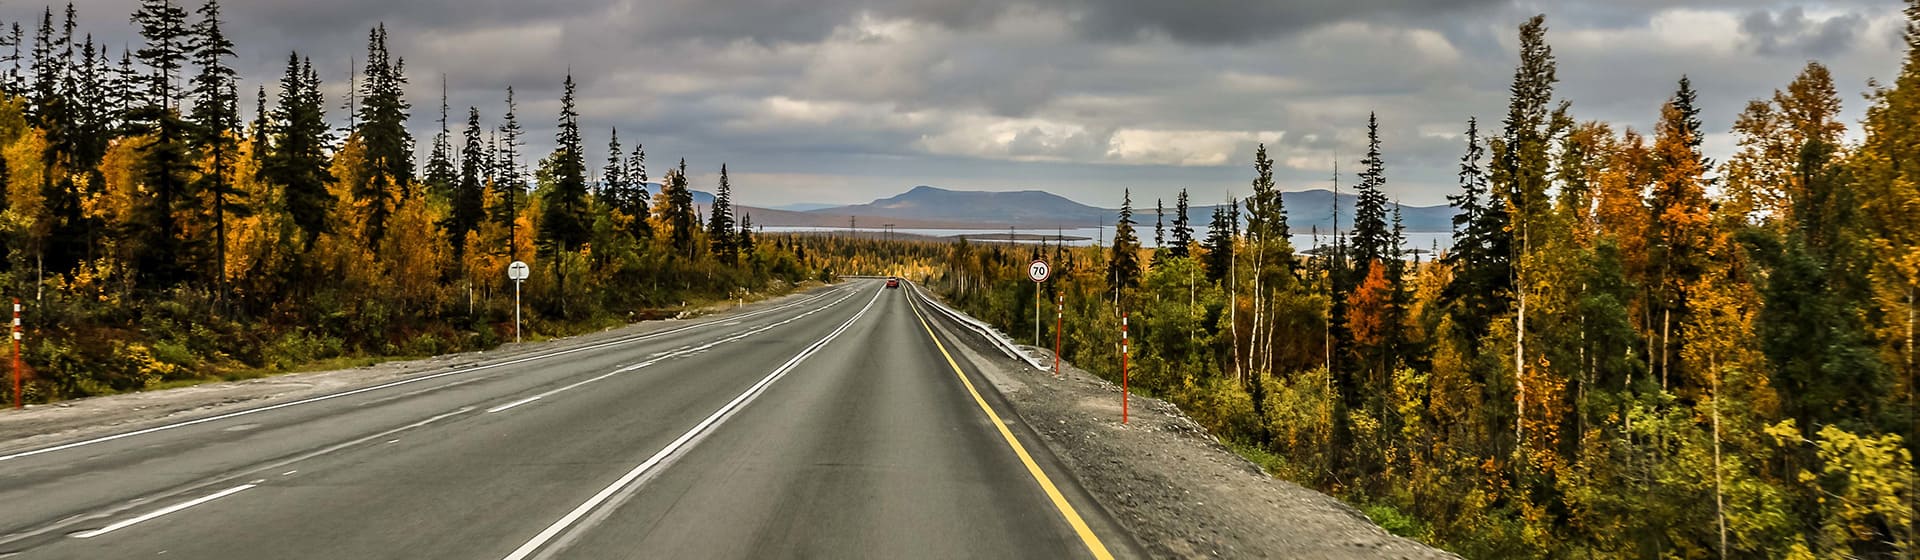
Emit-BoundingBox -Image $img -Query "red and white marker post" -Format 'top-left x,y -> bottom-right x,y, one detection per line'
1121,312 -> 1129,424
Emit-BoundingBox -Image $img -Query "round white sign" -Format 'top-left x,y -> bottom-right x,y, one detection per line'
508,261 -> 530,281
1028,259 -> 1050,283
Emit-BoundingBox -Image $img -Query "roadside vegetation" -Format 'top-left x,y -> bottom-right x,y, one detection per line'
933,10 -> 1920,558
0,1 -> 847,403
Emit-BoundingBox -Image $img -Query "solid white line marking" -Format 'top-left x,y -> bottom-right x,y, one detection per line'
281,471 -> 297,476
73,484 -> 256,539
483,289 -> 863,415
487,396 -> 543,413
0,288 -> 846,463
500,285 -> 885,560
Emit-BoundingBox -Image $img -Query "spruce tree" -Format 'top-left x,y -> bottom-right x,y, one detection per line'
1152,198 -> 1165,265
1351,112 -> 1391,278
129,0 -> 197,289
353,24 -> 412,245
189,0 -> 242,292
423,76 -> 455,201
625,143 -> 652,240
1170,188 -> 1192,258
737,212 -> 755,260
538,73 -> 591,256
1108,189 -> 1142,295
662,159 -> 697,258
1203,200 -> 1236,284
708,164 -> 737,263
447,107 -> 486,253
494,87 -> 524,260
601,128 -> 625,211
264,53 -> 334,252
1443,117 -> 1512,338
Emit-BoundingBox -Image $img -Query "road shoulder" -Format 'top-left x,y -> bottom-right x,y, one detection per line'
921,298 -> 1459,559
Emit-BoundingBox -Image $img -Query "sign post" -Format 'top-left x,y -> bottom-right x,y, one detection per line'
12,298 -> 20,409
1028,259 -> 1049,350
508,261 -> 530,343
1054,292 -> 1063,377
1121,312 -> 1129,424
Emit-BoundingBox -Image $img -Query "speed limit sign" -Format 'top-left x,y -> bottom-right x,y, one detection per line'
1028,259 -> 1050,283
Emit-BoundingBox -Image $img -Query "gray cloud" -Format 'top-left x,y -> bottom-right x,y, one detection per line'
1741,6 -> 1868,56
10,0 -> 1915,209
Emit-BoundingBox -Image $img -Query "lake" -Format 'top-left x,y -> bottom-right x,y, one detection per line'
760,226 -> 1455,255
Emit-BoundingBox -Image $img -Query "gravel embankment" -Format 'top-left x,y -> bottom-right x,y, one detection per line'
929,313 -> 1458,559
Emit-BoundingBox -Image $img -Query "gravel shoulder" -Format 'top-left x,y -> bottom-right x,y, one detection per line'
927,303 -> 1458,559
0,283 -> 831,454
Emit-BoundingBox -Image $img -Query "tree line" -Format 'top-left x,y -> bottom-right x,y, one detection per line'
2,0 -> 820,400
933,10 -> 1919,558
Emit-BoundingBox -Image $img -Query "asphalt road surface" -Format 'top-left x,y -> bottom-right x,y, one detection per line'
0,280 -> 1136,559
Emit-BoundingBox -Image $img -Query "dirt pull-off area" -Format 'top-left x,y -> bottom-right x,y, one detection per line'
938,327 -> 1456,558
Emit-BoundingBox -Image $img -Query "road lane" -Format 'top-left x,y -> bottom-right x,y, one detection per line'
0,284 -> 858,556
540,283 -> 1121,559
1,280 -> 1133,559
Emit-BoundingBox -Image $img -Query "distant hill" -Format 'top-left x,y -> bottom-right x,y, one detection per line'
802,186 -> 1110,228
735,185 -> 1458,232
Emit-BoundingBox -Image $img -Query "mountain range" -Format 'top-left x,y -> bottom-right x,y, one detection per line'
724,186 -> 1458,233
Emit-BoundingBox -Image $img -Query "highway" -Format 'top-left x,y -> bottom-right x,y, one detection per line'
0,280 -> 1135,559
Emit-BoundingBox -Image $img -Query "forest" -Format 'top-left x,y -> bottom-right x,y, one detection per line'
5,0 -> 1918,557
0,0 -> 845,401
932,11 -> 1919,560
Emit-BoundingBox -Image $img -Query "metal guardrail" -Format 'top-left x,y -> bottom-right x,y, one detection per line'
903,280 -> 1050,371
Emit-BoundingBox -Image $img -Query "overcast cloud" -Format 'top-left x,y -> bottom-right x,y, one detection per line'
18,0 -> 1912,208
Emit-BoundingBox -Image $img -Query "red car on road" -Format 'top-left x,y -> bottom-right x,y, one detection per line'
886,278 -> 900,289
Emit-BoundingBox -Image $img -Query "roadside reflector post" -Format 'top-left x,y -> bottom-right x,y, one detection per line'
1121,312 -> 1129,424
1054,292 -> 1063,377
508,261 -> 530,344
12,298 -> 21,409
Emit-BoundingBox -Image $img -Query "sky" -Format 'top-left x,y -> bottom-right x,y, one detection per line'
12,0 -> 1914,209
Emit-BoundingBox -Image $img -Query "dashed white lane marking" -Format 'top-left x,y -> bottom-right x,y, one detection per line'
0,287 -> 844,463
482,288 -> 863,415
73,484 -> 257,539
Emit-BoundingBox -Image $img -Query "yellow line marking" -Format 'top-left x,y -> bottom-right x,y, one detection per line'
908,295 -> 1116,560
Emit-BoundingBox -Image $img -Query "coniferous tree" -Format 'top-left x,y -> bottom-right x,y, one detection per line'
129,0 -> 197,288
1170,188 -> 1192,258
1,22 -> 20,97
263,53 -> 334,252
625,143 -> 652,241
1491,14 -> 1560,446
1108,189 -> 1142,295
189,0 -> 242,291
737,212 -> 755,260
1444,117 -> 1512,338
600,128 -> 625,211
1203,200 -> 1237,284
661,159 -> 697,258
446,107 -> 486,253
538,73 -> 591,256
1351,112 -> 1391,279
708,164 -> 737,263
494,87 -> 524,260
353,24 -> 412,245
1152,198 -> 1166,265
422,76 -> 455,201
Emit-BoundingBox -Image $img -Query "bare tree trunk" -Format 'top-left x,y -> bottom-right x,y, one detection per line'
1516,288 -> 1526,445
1662,308 -> 1672,391
1712,354 -> 1727,560
1231,232 -> 1242,384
